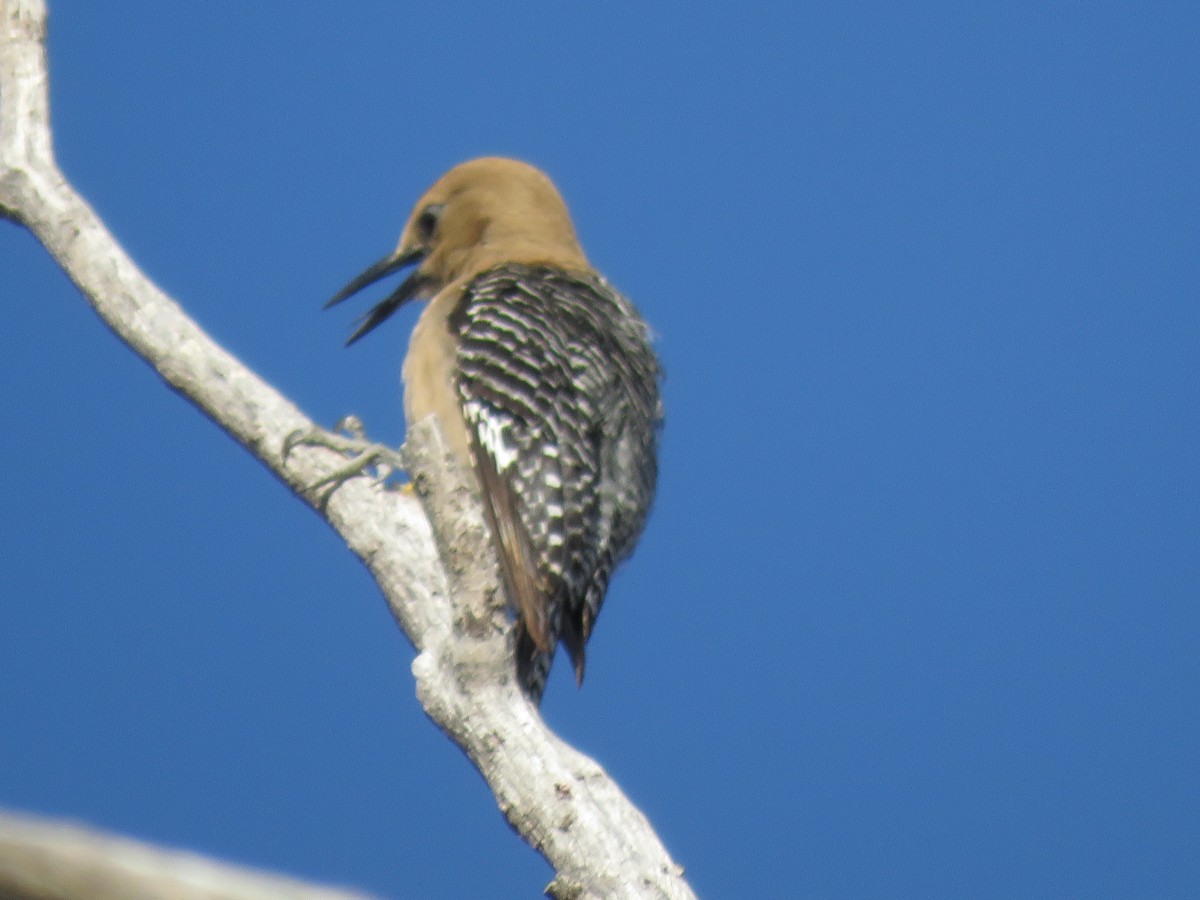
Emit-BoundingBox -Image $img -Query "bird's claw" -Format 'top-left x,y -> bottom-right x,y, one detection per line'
283,416 -> 408,500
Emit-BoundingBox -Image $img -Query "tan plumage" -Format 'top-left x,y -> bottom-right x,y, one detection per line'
328,158 -> 662,702
398,158 -> 590,470
398,157 -> 589,289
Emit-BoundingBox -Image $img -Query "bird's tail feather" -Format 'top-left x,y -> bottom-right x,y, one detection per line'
516,623 -> 554,704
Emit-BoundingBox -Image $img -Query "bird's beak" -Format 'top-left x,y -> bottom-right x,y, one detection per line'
325,245 -> 430,346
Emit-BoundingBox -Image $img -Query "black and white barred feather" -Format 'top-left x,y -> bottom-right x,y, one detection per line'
448,264 -> 662,702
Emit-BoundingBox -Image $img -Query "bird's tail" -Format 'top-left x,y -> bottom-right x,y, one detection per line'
515,622 -> 554,705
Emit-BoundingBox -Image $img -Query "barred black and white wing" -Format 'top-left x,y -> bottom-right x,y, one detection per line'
449,264 -> 662,702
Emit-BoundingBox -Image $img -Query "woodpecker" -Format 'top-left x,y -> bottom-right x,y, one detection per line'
326,158 -> 662,702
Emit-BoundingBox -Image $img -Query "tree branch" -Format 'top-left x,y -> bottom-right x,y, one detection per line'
0,2 -> 692,897
0,810 -> 376,900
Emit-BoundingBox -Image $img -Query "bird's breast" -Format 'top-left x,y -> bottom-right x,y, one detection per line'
403,284 -> 473,470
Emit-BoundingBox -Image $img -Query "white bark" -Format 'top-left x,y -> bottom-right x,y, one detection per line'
0,2 -> 694,898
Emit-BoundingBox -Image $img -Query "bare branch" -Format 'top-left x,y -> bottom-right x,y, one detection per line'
0,810 -> 376,900
0,2 -> 693,897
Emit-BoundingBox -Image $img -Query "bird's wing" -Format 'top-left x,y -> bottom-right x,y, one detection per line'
452,265 -> 660,690
460,396 -> 555,648
452,268 -> 588,657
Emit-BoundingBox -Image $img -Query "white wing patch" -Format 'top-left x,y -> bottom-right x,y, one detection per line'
464,399 -> 519,472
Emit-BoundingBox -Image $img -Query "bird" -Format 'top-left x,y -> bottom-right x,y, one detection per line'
325,157 -> 663,703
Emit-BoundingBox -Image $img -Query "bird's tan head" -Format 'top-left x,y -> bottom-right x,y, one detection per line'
398,157 -> 588,284
327,158 -> 588,345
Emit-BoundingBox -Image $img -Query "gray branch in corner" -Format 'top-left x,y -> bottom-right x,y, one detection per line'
0,811 -> 376,900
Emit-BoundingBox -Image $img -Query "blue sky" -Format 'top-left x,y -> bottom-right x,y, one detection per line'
1,3 -> 1196,897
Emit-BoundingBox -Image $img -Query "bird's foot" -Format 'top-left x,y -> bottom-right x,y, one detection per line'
283,415 -> 408,501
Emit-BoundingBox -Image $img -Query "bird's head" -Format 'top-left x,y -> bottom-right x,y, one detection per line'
326,157 -> 588,345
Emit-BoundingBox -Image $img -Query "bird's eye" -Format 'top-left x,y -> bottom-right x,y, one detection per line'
416,204 -> 443,242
